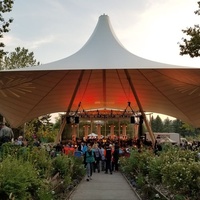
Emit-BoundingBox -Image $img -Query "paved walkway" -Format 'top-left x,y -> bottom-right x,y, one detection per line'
68,171 -> 140,200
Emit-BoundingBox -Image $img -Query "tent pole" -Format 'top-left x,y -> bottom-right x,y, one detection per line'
124,69 -> 155,146
55,70 -> 85,144
55,117 -> 66,144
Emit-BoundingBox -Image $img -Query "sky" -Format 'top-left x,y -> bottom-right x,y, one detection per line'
2,0 -> 200,121
3,0 -> 200,67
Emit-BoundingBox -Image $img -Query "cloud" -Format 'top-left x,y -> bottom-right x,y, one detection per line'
28,35 -> 56,49
3,0 -> 200,67
4,34 -> 56,52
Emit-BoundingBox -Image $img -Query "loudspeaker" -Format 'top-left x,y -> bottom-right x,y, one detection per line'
130,116 -> 135,123
75,116 -> 79,124
66,116 -> 71,124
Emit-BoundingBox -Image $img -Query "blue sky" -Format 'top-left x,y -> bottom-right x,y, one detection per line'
3,0 -> 199,68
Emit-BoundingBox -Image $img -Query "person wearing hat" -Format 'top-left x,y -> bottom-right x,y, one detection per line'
0,122 -> 14,145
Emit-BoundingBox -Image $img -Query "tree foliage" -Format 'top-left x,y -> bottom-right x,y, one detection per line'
150,116 -> 200,138
24,115 -> 56,143
0,0 -> 14,59
179,1 -> 200,57
171,119 -> 183,133
151,115 -> 163,132
163,117 -> 173,132
0,47 -> 40,70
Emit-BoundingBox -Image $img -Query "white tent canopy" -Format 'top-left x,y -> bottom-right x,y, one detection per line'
88,133 -> 98,138
0,14 -> 200,128
22,15 -> 180,71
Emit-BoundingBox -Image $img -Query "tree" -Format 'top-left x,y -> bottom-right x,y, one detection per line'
163,117 -> 173,132
39,114 -> 52,130
179,1 -> 200,57
171,119 -> 184,135
181,122 -> 196,137
0,47 -> 40,70
24,115 -> 56,143
0,0 -> 14,59
151,115 -> 163,132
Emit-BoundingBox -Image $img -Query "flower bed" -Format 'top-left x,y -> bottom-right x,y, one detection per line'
120,145 -> 200,200
0,143 -> 85,199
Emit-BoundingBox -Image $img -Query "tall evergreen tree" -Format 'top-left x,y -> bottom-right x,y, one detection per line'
163,117 -> 173,132
151,115 -> 163,132
171,119 -> 183,134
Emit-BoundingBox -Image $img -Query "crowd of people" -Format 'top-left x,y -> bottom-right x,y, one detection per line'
0,121 -> 121,183
81,141 -> 120,181
2,120 -> 200,183
31,138 -> 121,182
44,139 -> 121,181
0,125 -> 121,182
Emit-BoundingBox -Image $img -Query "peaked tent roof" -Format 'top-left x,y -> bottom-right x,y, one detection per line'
1,14 -> 200,128
23,14 -> 182,70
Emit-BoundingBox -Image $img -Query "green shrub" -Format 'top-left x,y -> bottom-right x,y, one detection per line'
0,143 -> 21,160
148,156 -> 163,184
136,173 -> 146,188
162,161 -> 200,197
0,143 -> 86,199
0,144 -> 52,178
71,156 -> 85,179
119,157 -> 132,180
174,194 -> 185,200
128,148 -> 153,175
121,146 -> 200,199
27,147 -> 52,178
0,157 -> 52,200
51,154 -> 74,185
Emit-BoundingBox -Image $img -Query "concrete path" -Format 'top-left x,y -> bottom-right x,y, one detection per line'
68,171 -> 140,200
